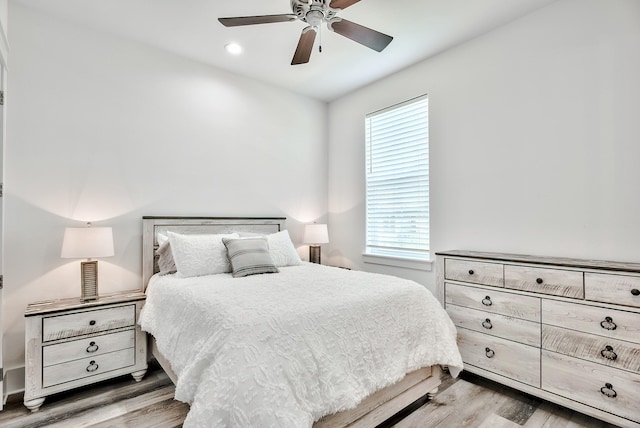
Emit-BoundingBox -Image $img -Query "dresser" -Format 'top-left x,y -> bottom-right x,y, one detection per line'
436,251 -> 640,428
24,292 -> 148,412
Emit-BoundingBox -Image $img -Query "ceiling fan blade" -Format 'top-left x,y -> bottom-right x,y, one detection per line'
329,19 -> 393,52
291,28 -> 317,65
329,0 -> 361,10
218,14 -> 297,27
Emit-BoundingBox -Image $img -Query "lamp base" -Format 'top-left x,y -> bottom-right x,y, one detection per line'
81,260 -> 99,301
309,245 -> 321,264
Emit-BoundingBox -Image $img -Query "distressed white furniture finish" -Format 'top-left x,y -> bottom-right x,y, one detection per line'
142,216 -> 443,427
437,250 -> 640,428
24,292 -> 148,412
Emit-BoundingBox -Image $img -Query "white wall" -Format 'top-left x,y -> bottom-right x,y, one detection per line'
3,4 -> 327,389
0,0 -> 7,67
327,0 -> 640,292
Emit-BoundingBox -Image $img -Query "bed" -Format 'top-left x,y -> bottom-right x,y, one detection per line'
139,216 -> 463,427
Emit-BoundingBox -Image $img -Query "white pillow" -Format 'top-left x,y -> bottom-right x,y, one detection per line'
167,231 -> 239,277
266,230 -> 302,267
157,232 -> 169,246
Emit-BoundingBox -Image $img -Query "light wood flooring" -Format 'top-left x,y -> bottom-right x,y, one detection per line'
0,363 -> 621,427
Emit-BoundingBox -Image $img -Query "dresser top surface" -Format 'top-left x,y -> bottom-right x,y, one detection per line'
436,250 -> 640,274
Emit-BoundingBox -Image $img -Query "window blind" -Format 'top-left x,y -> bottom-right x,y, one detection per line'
365,95 -> 429,260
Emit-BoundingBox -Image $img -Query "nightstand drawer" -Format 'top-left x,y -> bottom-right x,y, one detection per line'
42,348 -> 135,388
585,272 -> 640,309
43,329 -> 136,367
504,265 -> 583,298
542,350 -> 640,424
445,283 -> 540,322
448,304 -> 540,346
457,328 -> 540,387
543,299 -> 640,344
542,325 -> 640,374
444,259 -> 504,287
42,305 -> 136,342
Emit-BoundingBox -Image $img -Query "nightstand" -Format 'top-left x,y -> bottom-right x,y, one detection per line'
24,291 -> 148,412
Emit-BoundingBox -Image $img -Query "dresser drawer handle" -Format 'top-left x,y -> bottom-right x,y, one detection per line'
600,345 -> 618,361
536,278 -> 543,284
631,289 -> 640,296
86,342 -> 99,353
86,361 -> 99,372
482,318 -> 493,330
468,269 -> 475,275
89,320 -> 96,326
600,317 -> 617,331
485,347 -> 495,358
600,383 -> 617,398
481,296 -> 492,306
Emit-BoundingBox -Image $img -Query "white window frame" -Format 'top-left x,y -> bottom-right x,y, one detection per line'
363,95 -> 431,271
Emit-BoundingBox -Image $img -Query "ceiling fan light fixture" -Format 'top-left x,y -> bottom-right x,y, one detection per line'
305,10 -> 324,27
224,43 -> 243,55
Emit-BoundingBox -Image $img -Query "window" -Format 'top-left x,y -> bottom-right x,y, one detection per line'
364,95 -> 429,266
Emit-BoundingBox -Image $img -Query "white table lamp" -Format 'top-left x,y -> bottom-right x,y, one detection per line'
61,223 -> 114,301
303,223 -> 329,264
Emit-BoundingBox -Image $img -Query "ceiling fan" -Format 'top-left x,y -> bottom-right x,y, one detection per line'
218,0 -> 393,65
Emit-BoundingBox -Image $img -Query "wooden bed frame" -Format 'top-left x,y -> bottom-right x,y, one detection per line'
141,216 -> 441,427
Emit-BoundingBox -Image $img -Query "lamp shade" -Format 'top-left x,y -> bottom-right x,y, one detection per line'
303,224 -> 329,245
61,226 -> 114,259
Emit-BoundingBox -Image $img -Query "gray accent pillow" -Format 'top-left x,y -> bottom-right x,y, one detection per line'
222,237 -> 279,278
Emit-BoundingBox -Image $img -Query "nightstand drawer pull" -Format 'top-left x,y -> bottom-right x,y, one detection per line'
600,383 -> 617,398
86,361 -> 99,372
481,296 -> 492,306
485,347 -> 495,358
536,278 -> 544,284
600,316 -> 617,331
86,342 -> 99,353
482,318 -> 493,330
89,320 -> 96,326
468,269 -> 474,275
600,345 -> 618,361
631,289 -> 640,296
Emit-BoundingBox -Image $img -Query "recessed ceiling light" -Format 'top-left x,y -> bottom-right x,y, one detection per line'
225,43 -> 243,55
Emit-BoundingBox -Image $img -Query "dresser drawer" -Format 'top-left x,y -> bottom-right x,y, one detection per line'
42,348 -> 136,388
542,325 -> 640,374
43,329 -> 136,367
444,259 -> 504,287
42,305 -> 136,342
445,283 -> 540,322
457,328 -> 540,387
447,304 -> 540,346
542,350 -> 640,424
585,272 -> 640,309
543,299 -> 640,344
504,265 -> 583,298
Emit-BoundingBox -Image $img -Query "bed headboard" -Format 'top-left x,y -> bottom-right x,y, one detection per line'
141,216 -> 286,291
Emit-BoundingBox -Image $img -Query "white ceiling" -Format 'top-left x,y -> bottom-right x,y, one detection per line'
15,0 -> 558,102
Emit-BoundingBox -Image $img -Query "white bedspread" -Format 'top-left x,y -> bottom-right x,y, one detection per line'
140,263 -> 462,427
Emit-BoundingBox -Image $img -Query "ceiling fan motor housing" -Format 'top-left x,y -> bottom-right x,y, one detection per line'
292,0 -> 339,27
